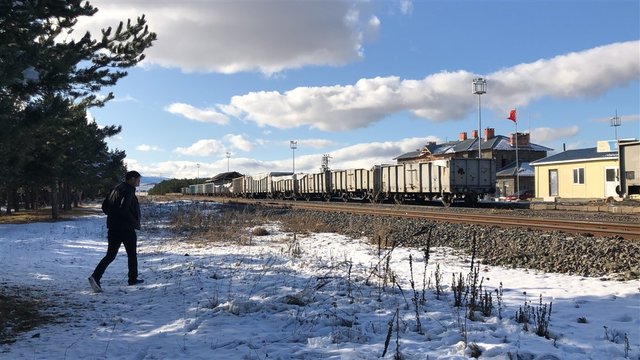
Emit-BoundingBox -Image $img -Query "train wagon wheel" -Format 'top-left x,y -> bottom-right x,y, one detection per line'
441,194 -> 452,207
464,192 -> 478,207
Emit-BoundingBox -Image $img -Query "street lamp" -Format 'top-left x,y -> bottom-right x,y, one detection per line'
225,151 -> 231,172
610,110 -> 621,140
290,140 -> 297,174
472,78 -> 487,159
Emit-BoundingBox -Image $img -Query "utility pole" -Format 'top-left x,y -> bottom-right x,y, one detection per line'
290,141 -> 297,174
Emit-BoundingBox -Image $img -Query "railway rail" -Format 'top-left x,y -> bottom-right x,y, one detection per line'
197,196 -> 640,240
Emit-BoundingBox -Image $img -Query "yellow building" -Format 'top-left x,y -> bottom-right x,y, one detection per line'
531,141 -> 620,201
619,139 -> 640,199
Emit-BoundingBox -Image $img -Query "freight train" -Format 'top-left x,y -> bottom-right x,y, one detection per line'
183,158 -> 495,206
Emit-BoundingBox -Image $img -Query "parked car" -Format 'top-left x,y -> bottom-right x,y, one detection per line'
506,189 -> 534,201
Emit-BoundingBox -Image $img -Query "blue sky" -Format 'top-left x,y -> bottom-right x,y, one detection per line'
78,0 -> 640,179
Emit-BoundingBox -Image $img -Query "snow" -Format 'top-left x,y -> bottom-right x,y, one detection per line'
1,200 -> 638,359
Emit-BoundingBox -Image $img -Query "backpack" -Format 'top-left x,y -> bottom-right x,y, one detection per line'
101,189 -> 114,215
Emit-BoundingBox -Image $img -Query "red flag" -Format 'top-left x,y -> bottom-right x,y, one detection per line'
507,109 -> 517,123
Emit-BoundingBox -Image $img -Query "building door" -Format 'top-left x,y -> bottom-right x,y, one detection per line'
604,167 -> 619,198
549,169 -> 558,196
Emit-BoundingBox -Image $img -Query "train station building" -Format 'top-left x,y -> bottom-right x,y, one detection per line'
394,127 -> 551,197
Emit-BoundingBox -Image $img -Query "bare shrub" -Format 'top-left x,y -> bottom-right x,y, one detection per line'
251,227 -> 269,236
516,293 -> 553,338
286,233 -> 303,257
468,342 -> 482,358
370,222 -> 394,249
434,263 -> 444,300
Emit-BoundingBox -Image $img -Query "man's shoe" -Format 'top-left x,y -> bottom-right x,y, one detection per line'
128,279 -> 144,286
88,276 -> 102,292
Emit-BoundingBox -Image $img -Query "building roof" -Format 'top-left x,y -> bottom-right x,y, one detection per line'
206,171 -> 244,183
394,135 -> 552,160
530,147 -> 618,165
394,150 -> 422,161
497,161 -> 535,177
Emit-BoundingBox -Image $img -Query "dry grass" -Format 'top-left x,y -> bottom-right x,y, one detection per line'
0,206 -> 102,225
166,204 -> 349,247
0,286 -> 54,344
169,205 -> 273,245
278,213 -> 338,234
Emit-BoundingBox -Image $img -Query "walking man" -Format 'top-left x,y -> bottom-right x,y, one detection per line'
89,171 -> 144,292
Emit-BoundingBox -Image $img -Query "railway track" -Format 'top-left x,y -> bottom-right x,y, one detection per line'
200,197 -> 640,240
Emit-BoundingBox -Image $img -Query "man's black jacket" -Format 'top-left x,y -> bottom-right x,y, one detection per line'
104,182 -> 141,231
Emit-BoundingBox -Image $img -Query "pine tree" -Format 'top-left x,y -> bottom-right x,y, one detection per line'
0,0 -> 156,217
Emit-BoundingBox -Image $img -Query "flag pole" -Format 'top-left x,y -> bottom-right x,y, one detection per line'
508,109 -> 520,199
515,112 -> 520,199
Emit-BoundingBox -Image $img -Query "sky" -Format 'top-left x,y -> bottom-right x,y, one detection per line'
73,0 -> 640,180
1,200 -> 638,359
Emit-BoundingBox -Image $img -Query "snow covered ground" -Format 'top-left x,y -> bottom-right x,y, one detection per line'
0,200 -> 638,359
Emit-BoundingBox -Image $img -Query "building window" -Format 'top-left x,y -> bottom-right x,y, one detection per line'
626,171 -> 635,180
573,168 -> 584,184
549,169 -> 558,196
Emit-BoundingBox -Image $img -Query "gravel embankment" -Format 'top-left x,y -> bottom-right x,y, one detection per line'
248,205 -> 640,281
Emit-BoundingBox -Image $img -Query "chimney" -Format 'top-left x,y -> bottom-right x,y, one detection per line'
484,127 -> 495,140
471,130 -> 478,139
459,132 -> 467,141
510,132 -> 531,146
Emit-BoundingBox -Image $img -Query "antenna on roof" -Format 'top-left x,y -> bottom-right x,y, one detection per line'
610,110 -> 621,140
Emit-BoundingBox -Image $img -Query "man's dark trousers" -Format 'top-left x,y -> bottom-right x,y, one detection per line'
92,228 -> 138,283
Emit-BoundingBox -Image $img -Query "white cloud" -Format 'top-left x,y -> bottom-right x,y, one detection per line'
399,1 -> 413,15
165,103 -> 229,125
488,41 -> 640,110
531,126 -> 580,143
74,1 -> 379,75
298,139 -> 336,149
224,134 -> 253,152
113,94 -> 139,103
174,139 -> 224,156
222,41 -> 639,132
136,144 -> 161,152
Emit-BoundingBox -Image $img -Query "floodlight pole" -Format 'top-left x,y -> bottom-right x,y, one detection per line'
196,163 -> 200,179
226,151 -> 231,172
473,78 -> 487,159
290,141 -> 297,174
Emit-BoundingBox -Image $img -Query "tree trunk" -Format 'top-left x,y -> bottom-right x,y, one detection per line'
51,179 -> 59,219
63,181 -> 71,211
73,189 -> 81,208
11,188 -> 19,212
5,189 -> 13,215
